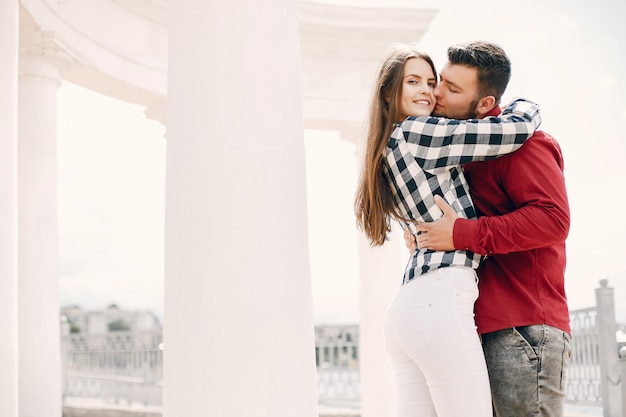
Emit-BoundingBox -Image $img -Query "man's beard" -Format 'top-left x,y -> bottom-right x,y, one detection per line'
433,97 -> 480,119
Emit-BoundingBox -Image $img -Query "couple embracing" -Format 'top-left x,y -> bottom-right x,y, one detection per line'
355,40 -> 570,417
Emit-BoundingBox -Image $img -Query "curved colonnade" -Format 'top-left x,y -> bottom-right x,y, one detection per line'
0,1 -> 436,416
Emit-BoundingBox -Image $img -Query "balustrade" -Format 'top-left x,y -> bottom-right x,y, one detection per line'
62,303 -> 623,413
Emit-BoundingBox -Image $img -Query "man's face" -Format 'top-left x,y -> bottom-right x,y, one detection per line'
432,63 -> 481,119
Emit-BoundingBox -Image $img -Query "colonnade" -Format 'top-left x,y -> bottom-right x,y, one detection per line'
0,1 -> 410,416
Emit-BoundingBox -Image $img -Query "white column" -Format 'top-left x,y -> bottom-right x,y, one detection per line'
0,2 -> 19,417
164,1 -> 318,416
358,229 -> 406,417
18,29 -> 67,417
595,279 -> 621,417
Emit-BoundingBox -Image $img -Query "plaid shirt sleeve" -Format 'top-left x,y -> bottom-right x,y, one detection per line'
389,97 -> 541,173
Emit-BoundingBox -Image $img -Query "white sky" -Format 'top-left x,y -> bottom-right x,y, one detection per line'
57,0 -> 626,325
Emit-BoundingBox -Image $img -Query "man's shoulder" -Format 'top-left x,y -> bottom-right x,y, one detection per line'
500,129 -> 565,172
524,130 -> 562,152
529,129 -> 556,141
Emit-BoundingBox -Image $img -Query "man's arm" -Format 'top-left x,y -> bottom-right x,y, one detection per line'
414,134 -> 570,255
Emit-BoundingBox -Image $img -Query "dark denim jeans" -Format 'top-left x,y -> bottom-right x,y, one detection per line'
482,324 -> 571,417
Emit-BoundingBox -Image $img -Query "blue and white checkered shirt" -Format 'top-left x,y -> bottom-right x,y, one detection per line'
384,97 -> 541,284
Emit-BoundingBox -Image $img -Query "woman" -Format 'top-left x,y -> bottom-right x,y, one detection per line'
354,44 -> 541,417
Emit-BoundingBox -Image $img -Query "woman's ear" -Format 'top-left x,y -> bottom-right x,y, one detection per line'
384,95 -> 391,104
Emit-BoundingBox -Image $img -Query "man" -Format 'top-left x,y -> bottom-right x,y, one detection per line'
406,41 -> 571,417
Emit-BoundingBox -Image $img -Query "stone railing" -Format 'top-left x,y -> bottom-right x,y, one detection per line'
566,279 -> 625,417
61,329 -> 163,406
61,281 -> 625,416
567,306 -> 602,403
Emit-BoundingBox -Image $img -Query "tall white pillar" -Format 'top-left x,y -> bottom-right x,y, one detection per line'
164,1 -> 318,416
18,29 -> 67,417
0,2 -> 19,417
595,279 -> 621,417
359,230 -> 406,417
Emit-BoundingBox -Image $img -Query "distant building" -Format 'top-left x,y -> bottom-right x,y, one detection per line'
60,304 -> 161,335
314,324 -> 359,368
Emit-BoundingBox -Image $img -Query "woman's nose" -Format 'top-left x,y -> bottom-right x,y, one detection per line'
419,83 -> 431,94
433,84 -> 443,99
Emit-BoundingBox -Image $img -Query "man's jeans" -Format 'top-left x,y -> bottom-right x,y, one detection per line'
482,325 -> 571,417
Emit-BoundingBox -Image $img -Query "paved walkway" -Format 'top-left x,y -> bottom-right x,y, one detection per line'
65,397 -> 604,416
317,402 -> 604,417
564,403 -> 604,417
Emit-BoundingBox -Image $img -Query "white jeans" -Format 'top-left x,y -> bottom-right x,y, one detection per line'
384,266 -> 492,417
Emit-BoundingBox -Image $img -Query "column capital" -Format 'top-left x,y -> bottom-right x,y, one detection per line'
338,122 -> 364,144
145,99 -> 167,127
19,28 -> 74,84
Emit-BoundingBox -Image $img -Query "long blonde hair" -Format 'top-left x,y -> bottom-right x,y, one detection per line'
354,45 -> 437,246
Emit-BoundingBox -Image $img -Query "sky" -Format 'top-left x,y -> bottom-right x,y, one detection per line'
57,0 -> 626,325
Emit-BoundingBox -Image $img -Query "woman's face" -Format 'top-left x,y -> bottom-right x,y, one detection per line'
397,58 -> 437,121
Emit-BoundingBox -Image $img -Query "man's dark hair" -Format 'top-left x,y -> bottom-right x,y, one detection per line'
447,41 -> 511,105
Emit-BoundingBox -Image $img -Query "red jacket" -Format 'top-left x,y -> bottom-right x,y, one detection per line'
454,108 -> 571,335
